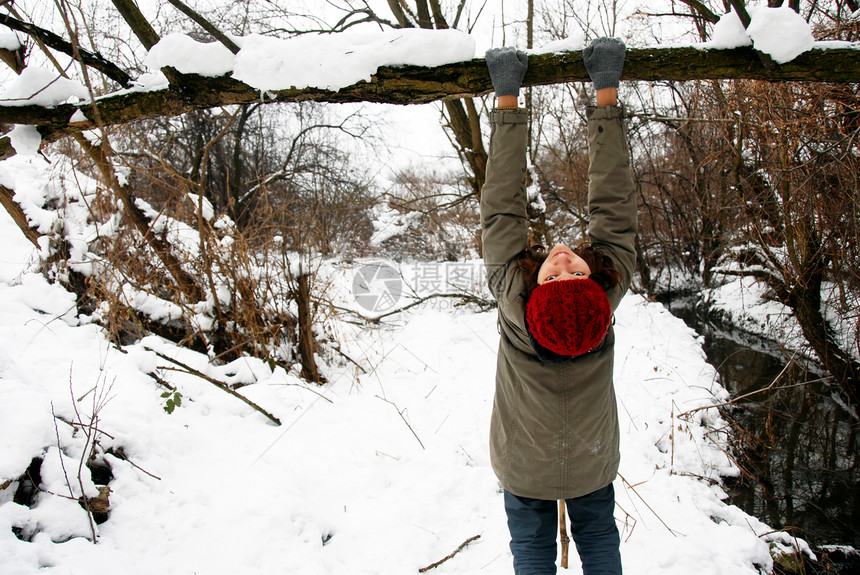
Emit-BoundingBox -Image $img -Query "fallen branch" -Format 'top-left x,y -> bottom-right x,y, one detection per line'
144,346 -> 282,425
677,350 -> 828,419
418,534 -> 481,573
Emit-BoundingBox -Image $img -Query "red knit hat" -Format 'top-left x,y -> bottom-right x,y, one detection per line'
525,278 -> 611,357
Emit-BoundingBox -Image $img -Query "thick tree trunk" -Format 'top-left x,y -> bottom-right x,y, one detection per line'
788,263 -> 860,405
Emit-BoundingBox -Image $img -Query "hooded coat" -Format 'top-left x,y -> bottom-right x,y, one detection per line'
481,105 -> 637,500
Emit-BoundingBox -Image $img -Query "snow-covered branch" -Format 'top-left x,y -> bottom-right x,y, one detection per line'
2,45 -> 859,161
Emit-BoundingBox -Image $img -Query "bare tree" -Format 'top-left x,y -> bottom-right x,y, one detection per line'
631,0 -> 860,402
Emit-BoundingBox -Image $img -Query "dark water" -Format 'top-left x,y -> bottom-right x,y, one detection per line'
664,300 -> 860,564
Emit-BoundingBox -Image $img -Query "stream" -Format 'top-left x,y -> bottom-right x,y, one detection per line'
663,299 -> 859,573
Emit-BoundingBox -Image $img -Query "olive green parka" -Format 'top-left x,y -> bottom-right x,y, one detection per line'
481,105 -> 637,500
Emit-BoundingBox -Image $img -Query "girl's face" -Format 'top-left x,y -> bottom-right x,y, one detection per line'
537,244 -> 592,285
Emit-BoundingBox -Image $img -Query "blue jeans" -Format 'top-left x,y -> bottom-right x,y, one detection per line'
504,484 -> 621,575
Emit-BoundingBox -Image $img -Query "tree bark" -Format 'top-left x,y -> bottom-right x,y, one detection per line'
164,0 -> 240,54
0,184 -> 42,248
109,0 -> 160,50
294,273 -> 322,384
785,239 -> 860,405
3,46 -> 858,161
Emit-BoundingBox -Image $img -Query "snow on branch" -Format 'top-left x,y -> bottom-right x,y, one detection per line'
1,45 -> 860,161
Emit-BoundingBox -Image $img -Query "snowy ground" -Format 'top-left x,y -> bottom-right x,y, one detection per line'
0,174 -> 809,574
1,3 -> 851,572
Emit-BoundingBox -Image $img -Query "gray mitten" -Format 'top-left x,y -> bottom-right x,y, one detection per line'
582,37 -> 626,90
485,47 -> 528,97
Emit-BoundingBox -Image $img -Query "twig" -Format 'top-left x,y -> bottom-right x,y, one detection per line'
678,376 -> 828,419
418,534 -> 481,573
144,346 -> 281,426
105,447 -> 161,481
51,402 -> 76,501
67,369 -> 104,543
333,292 -> 495,324
145,370 -> 176,391
332,345 -> 367,374
272,382 -> 333,403
376,396 -> 425,450
676,351 -> 824,420
54,415 -> 116,440
615,500 -> 638,542
618,473 -> 680,537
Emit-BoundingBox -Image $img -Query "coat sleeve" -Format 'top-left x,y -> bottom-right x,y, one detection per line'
480,109 -> 530,302
585,105 -> 637,308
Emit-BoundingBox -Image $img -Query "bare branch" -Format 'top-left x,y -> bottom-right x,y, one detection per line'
164,0 -> 240,54
675,0 -> 721,24
387,0 -> 415,27
0,13 -> 132,87
109,0 -> 160,50
418,535 -> 482,572
145,346 -> 282,426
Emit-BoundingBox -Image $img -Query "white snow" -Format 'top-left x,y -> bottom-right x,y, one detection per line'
143,33 -> 236,77
747,6 -> 816,64
368,202 -> 418,246
0,24 -> 22,50
0,8 -> 828,574
233,28 -> 475,92
708,10 -> 751,49
0,67 -> 89,107
532,34 -> 585,54
0,152 -> 812,575
68,109 -> 89,124
7,125 -> 41,156
140,27 -> 477,93
694,6 -> 819,64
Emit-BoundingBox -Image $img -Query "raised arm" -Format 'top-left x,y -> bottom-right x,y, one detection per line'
480,48 -> 530,298
583,38 -> 637,299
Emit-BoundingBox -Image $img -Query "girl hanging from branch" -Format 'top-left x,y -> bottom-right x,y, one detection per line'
482,37 -> 635,575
